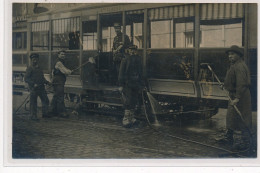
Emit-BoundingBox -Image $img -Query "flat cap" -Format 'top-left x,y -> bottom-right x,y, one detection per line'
30,53 -> 39,59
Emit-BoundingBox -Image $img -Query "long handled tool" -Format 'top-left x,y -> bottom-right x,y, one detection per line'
71,61 -> 89,73
200,63 -> 253,137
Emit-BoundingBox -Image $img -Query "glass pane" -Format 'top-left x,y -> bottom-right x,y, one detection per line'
13,32 -> 27,50
175,22 -> 194,48
148,51 -> 194,80
13,54 -> 28,66
200,23 -> 242,47
31,21 -> 49,51
133,23 -> 143,48
52,17 -> 80,50
32,31 -> 49,50
151,20 -> 173,48
13,54 -> 23,65
102,26 -> 115,52
82,21 -> 97,50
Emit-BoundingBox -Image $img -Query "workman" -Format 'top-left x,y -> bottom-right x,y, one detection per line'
112,22 -> 131,83
118,44 -> 143,127
219,45 -> 252,151
50,50 -> 72,118
24,53 -> 51,120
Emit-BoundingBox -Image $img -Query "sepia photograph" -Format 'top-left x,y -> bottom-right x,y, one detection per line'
6,0 -> 259,167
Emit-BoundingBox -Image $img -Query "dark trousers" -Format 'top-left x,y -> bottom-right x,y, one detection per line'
51,84 -> 65,115
123,85 -> 141,110
30,87 -> 49,118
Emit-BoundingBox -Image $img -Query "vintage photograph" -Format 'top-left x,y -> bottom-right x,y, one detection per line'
11,2 -> 257,161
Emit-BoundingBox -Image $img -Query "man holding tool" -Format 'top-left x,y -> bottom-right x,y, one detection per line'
118,44 -> 142,127
50,50 -> 72,118
112,22 -> 131,83
24,53 -> 51,120
219,45 -> 252,150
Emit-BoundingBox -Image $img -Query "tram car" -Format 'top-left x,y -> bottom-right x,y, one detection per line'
12,3 -> 257,119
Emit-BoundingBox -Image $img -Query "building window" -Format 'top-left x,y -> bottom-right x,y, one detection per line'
31,21 -> 49,50
52,17 -> 80,50
12,54 -> 28,66
82,21 -> 97,50
13,32 -> 27,50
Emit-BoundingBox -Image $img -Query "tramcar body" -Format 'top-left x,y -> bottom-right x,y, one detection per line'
12,3 -> 257,118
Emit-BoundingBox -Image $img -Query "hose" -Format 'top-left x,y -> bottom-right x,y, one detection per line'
141,89 -> 250,157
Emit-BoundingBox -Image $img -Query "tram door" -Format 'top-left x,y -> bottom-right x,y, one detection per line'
99,13 -> 123,85
82,19 -> 99,88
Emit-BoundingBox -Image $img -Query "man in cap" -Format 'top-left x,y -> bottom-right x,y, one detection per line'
219,45 -> 252,150
24,53 -> 51,120
118,44 -> 143,127
50,50 -> 72,117
112,22 -> 131,83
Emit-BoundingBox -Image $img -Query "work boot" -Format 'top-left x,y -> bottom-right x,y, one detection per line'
129,109 -> 137,124
122,110 -> 131,127
217,129 -> 234,145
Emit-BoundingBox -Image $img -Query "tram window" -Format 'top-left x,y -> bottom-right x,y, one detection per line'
83,21 -> 97,50
199,3 -> 244,47
150,20 -> 173,48
200,22 -> 242,47
52,17 -> 80,50
126,11 -> 144,48
13,32 -> 27,50
31,21 -> 49,51
102,26 -> 116,52
150,20 -> 194,48
175,22 -> 194,48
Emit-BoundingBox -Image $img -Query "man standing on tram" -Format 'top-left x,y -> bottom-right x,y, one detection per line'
112,22 -> 131,83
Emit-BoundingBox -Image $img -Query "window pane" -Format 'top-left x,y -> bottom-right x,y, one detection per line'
31,21 -> 49,51
13,32 -> 27,50
151,20 -> 173,48
82,21 -> 97,50
52,17 -> 80,50
13,54 -> 23,65
102,26 -> 115,52
32,31 -> 49,50
148,51 -> 194,80
133,23 -> 143,48
13,54 -> 28,66
175,22 -> 194,48
200,23 -> 242,47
